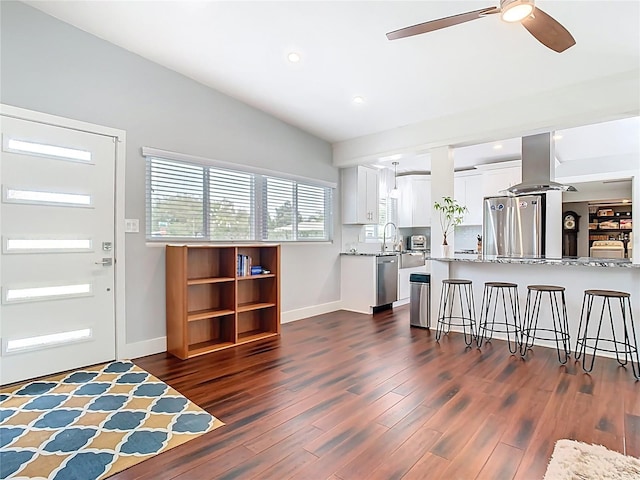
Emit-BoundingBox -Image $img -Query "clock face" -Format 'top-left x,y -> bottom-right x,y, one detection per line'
564,214 -> 576,230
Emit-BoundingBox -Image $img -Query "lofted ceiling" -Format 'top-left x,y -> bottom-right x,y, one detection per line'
25,0 -> 640,146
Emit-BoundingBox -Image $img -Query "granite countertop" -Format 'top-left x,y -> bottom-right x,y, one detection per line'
432,254 -> 639,268
340,251 -> 401,257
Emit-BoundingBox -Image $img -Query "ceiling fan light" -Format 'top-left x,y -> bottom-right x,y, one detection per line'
500,0 -> 534,22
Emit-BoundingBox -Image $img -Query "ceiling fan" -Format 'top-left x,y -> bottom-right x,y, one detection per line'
386,0 -> 575,53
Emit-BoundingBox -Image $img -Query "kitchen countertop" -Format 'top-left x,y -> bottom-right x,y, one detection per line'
340,250 -> 430,257
340,251 -> 400,256
432,254 -> 639,268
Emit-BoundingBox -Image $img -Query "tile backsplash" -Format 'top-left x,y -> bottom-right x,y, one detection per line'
454,225 -> 483,251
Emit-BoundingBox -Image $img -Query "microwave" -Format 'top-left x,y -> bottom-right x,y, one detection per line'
409,235 -> 427,250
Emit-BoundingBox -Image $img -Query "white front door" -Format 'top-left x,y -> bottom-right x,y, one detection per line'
1,115 -> 117,385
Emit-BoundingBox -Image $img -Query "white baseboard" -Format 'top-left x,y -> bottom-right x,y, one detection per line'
281,301 -> 342,324
121,337 -> 167,360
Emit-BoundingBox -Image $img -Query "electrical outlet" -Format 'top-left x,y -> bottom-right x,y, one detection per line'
125,219 -> 140,233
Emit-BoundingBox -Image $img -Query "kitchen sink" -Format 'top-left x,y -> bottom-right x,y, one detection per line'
400,251 -> 425,269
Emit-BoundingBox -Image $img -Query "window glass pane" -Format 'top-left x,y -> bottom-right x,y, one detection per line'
4,283 -> 92,303
4,188 -> 91,207
5,238 -> 92,253
6,139 -> 92,162
265,177 -> 295,240
6,328 -> 92,353
297,184 -> 328,240
209,168 -> 253,240
148,158 -> 204,238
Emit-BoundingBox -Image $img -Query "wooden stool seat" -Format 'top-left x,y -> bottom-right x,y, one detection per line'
485,281 -> 518,288
528,285 -> 565,292
442,279 -> 472,285
584,289 -> 630,298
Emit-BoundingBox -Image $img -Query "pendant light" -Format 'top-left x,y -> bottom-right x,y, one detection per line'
389,161 -> 400,199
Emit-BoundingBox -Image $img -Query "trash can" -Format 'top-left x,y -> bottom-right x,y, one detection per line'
410,273 -> 430,328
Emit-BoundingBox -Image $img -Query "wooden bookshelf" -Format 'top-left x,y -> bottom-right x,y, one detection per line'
166,244 -> 281,359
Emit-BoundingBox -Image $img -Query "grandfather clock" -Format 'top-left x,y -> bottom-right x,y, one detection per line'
562,211 -> 580,257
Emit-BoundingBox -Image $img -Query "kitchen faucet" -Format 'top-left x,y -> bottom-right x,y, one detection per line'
381,222 -> 398,253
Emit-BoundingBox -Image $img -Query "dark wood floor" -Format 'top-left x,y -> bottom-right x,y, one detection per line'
119,306 -> 639,480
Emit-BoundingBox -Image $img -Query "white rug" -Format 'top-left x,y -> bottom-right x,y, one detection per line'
544,439 -> 640,480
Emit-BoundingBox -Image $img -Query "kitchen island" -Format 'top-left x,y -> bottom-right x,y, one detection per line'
430,255 -> 639,358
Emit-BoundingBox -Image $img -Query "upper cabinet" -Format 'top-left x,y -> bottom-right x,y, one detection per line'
341,166 -> 379,224
480,161 -> 522,197
398,175 -> 431,227
454,172 -> 483,225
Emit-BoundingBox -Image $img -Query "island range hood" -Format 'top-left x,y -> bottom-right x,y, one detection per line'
507,132 -> 577,195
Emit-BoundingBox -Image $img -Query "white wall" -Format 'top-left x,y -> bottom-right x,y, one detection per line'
0,2 -> 341,355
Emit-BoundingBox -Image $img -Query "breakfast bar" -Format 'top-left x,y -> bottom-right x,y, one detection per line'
430,255 -> 639,357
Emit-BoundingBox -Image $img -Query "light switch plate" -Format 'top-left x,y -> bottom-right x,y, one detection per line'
125,218 -> 140,233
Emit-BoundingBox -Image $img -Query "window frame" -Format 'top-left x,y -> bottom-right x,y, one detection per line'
143,147 -> 335,243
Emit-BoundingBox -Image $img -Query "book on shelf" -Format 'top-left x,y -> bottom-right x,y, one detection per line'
237,254 -> 253,276
250,266 -> 263,275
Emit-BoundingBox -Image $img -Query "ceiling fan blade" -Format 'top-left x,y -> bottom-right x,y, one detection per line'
386,7 -> 499,40
521,7 -> 576,53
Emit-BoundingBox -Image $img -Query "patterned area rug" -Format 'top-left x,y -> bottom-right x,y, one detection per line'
0,361 -> 224,479
544,439 -> 640,480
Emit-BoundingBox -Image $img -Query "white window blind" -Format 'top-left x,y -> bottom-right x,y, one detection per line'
209,168 -> 254,240
265,177 -> 295,241
146,153 -> 333,242
297,183 -> 329,240
148,158 -> 204,238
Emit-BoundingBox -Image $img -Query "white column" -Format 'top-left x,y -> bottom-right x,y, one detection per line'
545,190 -> 563,258
430,146 -> 455,252
429,145 -> 454,327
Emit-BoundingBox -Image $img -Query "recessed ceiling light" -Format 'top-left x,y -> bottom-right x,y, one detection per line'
493,144 -> 503,150
352,96 -> 365,105
287,52 -> 301,63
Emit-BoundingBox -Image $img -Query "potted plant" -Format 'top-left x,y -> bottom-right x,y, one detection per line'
433,196 -> 467,257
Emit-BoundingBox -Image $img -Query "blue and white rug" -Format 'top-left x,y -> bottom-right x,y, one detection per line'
0,360 -> 224,479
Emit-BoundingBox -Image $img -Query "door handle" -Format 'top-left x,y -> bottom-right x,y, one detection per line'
95,258 -> 113,266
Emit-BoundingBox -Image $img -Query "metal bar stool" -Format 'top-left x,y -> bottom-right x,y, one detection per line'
476,282 -> 521,354
575,289 -> 639,380
520,285 -> 570,364
436,279 -> 476,346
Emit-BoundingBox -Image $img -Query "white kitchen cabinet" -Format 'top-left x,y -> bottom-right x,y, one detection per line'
341,255 -> 377,314
412,177 -> 432,226
481,164 -> 521,197
454,172 -> 483,225
397,175 -> 431,227
341,166 -> 379,224
397,176 -> 413,228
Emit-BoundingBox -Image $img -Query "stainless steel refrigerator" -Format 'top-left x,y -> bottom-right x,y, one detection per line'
483,194 -> 545,257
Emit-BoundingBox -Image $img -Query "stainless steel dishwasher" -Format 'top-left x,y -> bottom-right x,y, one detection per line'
376,255 -> 398,306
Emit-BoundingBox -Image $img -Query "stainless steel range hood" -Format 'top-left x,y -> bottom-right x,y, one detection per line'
507,132 -> 576,195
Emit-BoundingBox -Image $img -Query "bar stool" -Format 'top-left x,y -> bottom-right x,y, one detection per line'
476,282 -> 521,354
436,279 -> 476,347
575,289 -> 639,380
520,285 -> 570,364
